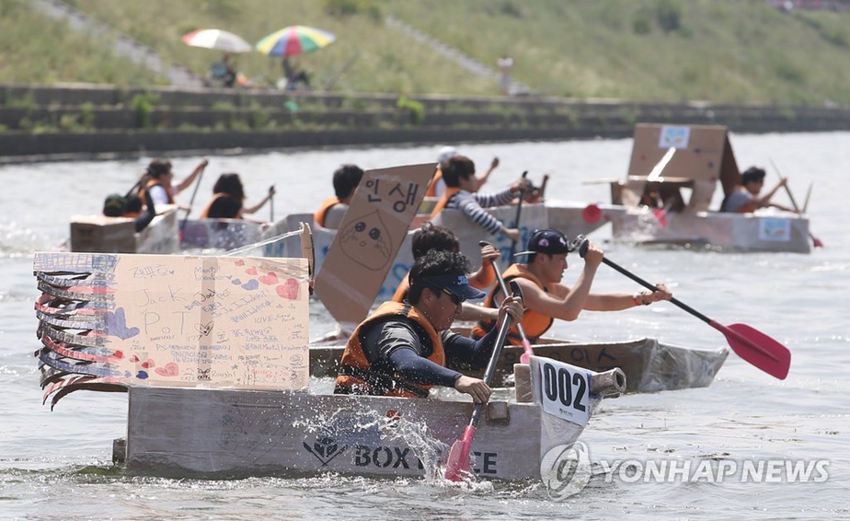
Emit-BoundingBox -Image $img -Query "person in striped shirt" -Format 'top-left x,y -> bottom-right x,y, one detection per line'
430,155 -> 530,242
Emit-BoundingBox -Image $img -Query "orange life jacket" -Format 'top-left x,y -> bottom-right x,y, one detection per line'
425,166 -> 443,197
471,264 -> 554,345
314,197 -> 340,228
142,178 -> 175,204
334,301 -> 444,398
429,187 -> 462,219
391,274 -> 411,303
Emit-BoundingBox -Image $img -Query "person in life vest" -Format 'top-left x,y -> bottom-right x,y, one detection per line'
334,250 -> 523,403
200,173 -> 275,220
314,164 -> 364,229
391,223 -> 500,323
720,166 -> 793,213
472,229 -> 672,345
425,146 -> 500,198
141,157 -> 208,209
429,155 -> 530,242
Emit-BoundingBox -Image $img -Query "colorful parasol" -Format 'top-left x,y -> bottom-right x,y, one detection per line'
255,26 -> 336,57
182,29 -> 253,54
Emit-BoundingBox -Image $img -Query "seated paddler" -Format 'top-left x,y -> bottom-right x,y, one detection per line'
334,250 -> 523,403
471,229 -> 672,345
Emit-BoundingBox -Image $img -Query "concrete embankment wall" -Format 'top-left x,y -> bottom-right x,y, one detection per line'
2,83 -> 849,162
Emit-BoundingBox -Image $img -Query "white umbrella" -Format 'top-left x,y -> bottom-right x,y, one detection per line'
182,29 -> 252,54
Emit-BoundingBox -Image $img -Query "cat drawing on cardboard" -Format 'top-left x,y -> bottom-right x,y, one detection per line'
338,210 -> 393,270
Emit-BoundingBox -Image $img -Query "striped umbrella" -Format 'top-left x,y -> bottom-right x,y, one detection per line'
255,26 -> 336,57
182,29 -> 253,54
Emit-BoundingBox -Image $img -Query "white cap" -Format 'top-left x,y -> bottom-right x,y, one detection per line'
437,146 -> 457,164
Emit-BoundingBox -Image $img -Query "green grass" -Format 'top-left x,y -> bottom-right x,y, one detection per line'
6,0 -> 850,104
0,0 -> 163,86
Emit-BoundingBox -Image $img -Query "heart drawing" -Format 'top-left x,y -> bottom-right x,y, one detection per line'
104,307 -> 140,340
259,272 -> 279,285
276,278 -> 299,300
155,362 -> 179,377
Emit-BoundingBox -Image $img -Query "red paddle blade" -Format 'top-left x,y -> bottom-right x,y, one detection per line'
714,322 -> 791,380
444,426 -> 474,482
812,236 -> 824,248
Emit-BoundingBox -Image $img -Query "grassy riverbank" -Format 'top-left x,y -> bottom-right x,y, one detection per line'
4,0 -> 850,104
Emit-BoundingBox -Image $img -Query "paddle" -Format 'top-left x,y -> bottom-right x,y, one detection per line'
802,182 -> 813,214
179,169 -> 205,235
508,171 -> 528,261
480,240 -> 534,365
445,281 -> 521,482
573,236 -> 791,380
269,184 -> 276,222
769,160 -> 823,248
538,174 -> 549,200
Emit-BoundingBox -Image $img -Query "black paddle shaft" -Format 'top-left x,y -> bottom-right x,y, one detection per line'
575,237 -> 713,326
468,280 -> 522,428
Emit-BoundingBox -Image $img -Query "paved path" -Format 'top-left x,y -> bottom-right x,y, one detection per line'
32,0 -> 204,88
384,15 -> 533,95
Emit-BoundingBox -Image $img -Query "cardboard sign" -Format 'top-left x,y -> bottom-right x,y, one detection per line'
530,356 -> 592,427
314,163 -> 435,331
34,252 -> 310,392
627,124 -> 741,212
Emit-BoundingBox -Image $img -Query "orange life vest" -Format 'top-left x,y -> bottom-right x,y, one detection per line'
314,197 -> 340,228
471,264 -> 554,345
334,301 -> 444,398
429,187 -> 462,219
425,166 -> 443,197
142,178 -> 175,204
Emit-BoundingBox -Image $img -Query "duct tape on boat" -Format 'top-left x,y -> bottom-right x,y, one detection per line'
531,356 -> 591,427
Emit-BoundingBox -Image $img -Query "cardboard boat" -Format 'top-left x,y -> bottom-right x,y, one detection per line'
179,218 -> 263,251
601,123 -> 811,253
309,330 -> 728,394
114,357 -> 625,480
69,205 -> 180,254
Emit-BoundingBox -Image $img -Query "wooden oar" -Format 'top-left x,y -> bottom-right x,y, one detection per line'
445,281 -> 520,482
480,240 -> 534,364
508,171 -> 528,262
769,160 -> 823,248
574,236 -> 791,380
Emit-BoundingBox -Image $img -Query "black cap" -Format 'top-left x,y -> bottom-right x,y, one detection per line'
417,273 -> 486,301
514,229 -> 572,256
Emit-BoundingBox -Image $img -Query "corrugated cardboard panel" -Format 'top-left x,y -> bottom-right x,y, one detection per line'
314,163 -> 435,330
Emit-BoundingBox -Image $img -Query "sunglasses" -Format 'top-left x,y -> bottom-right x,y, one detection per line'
439,287 -> 465,306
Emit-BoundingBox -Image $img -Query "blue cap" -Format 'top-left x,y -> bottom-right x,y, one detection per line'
419,273 -> 486,301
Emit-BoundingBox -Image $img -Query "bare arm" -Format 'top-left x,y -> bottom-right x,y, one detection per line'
241,187 -> 276,215
174,158 -> 208,194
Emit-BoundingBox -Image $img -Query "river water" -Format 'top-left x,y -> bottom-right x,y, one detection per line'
1,132 -> 848,520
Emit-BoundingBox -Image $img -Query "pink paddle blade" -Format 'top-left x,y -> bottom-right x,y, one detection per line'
444,426 -> 475,482
520,338 -> 533,365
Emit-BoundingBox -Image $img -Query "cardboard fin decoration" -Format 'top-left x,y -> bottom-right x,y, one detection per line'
314,163 -> 435,331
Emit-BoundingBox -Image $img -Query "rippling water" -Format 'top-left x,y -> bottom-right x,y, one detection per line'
1,132 -> 848,519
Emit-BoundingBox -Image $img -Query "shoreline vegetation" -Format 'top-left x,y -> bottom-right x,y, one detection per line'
3,0 -> 850,160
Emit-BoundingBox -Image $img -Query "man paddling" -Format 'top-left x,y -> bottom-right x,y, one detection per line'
471,229 -> 671,345
334,250 -> 523,403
